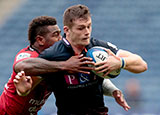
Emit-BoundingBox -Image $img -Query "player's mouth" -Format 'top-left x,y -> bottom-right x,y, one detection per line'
82,37 -> 90,40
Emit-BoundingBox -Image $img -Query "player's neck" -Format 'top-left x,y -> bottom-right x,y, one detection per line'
31,45 -> 42,53
66,37 -> 85,55
72,44 -> 85,55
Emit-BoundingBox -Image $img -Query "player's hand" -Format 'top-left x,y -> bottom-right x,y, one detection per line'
13,71 -> 33,96
112,90 -> 131,111
94,49 -> 121,76
64,54 -> 95,74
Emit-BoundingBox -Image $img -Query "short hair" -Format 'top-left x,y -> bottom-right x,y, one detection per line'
63,4 -> 91,28
28,16 -> 57,45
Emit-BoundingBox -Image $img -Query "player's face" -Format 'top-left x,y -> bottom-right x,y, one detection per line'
44,25 -> 61,48
67,17 -> 92,47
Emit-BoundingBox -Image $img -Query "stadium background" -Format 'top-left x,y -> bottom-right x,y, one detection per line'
0,0 -> 159,115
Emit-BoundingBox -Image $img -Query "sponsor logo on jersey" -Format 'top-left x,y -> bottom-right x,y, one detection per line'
64,73 -> 91,85
78,73 -> 90,84
64,75 -> 79,85
16,53 -> 31,61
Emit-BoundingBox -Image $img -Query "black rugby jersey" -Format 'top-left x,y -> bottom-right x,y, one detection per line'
39,37 -> 119,114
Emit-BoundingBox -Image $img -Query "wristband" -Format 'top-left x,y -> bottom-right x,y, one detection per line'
120,58 -> 126,69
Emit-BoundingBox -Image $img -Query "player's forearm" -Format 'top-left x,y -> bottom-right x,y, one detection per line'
123,54 -> 148,73
117,49 -> 148,73
102,79 -> 119,97
14,58 -> 65,76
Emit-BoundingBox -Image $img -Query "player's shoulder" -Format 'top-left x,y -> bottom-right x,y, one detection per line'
43,38 -> 72,54
39,39 -> 71,60
89,37 -> 110,48
15,46 -> 39,62
41,40 -> 64,55
88,37 -> 118,53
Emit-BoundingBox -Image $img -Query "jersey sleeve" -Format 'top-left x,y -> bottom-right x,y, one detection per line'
90,38 -> 119,54
13,50 -> 39,70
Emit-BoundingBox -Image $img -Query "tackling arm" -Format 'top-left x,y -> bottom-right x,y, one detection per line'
14,55 -> 95,76
14,58 -> 64,76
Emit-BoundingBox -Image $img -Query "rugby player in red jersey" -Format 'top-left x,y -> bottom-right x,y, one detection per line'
0,16 -> 96,115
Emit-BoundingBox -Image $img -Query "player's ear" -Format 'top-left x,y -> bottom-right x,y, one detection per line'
64,26 -> 69,35
36,35 -> 45,46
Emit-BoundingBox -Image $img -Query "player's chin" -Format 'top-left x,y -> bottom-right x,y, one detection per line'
82,38 -> 90,45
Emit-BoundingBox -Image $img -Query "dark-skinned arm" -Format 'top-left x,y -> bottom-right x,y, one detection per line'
14,54 -> 95,76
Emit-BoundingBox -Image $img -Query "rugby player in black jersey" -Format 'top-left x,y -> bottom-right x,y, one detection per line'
14,4 -> 147,115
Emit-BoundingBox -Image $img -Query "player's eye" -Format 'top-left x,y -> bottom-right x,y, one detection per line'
78,27 -> 84,30
53,31 -> 61,37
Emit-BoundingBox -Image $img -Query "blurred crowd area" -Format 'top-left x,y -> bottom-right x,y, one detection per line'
0,0 -> 159,115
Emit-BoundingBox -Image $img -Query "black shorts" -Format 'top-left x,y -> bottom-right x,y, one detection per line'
58,106 -> 108,115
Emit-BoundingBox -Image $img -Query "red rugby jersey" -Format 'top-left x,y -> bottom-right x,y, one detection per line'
0,46 -> 52,115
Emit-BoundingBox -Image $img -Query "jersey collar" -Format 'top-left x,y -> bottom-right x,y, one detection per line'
62,37 -> 71,47
28,45 -> 40,54
62,37 -> 88,56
